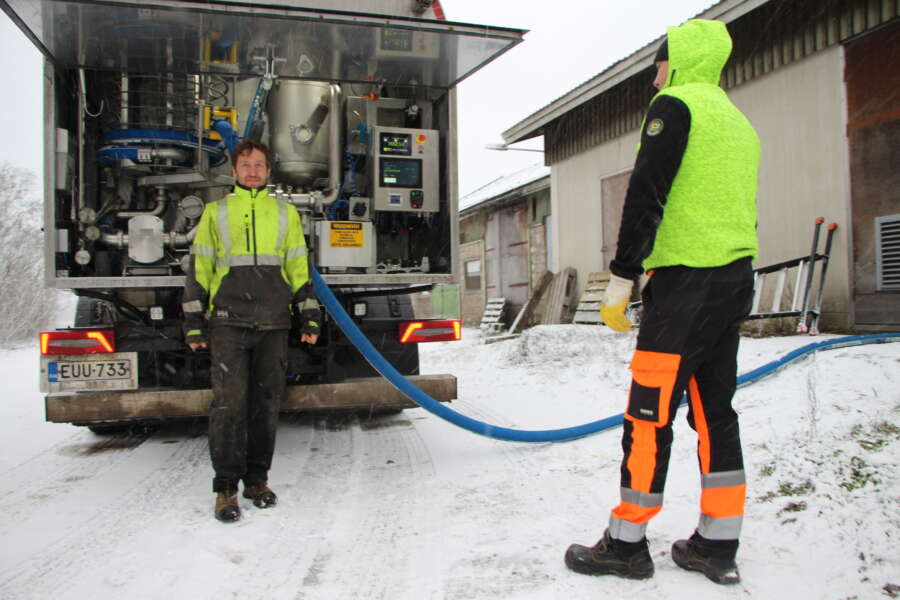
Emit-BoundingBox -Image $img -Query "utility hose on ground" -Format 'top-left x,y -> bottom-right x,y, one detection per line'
311,266 -> 900,443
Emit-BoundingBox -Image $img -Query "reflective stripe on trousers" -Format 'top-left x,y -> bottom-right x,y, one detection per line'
607,259 -> 753,544
609,373 -> 747,543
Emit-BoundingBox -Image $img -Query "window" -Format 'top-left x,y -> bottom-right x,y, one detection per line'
465,259 -> 482,291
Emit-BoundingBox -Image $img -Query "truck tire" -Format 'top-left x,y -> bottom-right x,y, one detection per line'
86,423 -> 131,435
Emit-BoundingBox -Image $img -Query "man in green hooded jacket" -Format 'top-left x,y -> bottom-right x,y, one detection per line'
565,20 -> 759,585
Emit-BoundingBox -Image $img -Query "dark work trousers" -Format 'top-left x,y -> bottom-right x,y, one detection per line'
608,257 -> 754,559
209,326 -> 288,493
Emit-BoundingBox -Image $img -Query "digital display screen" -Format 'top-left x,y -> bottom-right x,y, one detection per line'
380,158 -> 422,188
381,29 -> 413,52
380,132 -> 412,156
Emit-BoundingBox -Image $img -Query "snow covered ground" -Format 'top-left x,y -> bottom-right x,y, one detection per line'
0,325 -> 898,599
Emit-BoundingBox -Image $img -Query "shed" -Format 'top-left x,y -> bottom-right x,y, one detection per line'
457,162 -> 551,323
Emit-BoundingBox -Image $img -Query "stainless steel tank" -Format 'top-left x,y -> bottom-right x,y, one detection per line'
267,80 -> 335,187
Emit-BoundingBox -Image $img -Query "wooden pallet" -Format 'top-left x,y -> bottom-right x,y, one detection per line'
507,271 -> 553,334
541,267 -> 578,325
573,271 -> 611,325
479,297 -> 507,335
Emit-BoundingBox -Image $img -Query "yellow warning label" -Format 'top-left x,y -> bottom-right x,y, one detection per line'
329,222 -> 364,248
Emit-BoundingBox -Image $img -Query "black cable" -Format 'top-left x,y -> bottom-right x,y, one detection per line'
335,284 -> 434,300
75,290 -> 152,326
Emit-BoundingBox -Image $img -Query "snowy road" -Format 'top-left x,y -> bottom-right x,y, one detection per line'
1,327 -> 898,599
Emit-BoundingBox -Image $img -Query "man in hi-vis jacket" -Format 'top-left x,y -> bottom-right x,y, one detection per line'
183,140 -> 320,522
565,20 -> 760,585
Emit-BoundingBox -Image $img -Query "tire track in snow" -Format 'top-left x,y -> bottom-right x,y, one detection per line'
0,426 -> 208,599
203,411 -> 345,599
224,411 -> 437,600
318,414 -> 436,599
0,427 -> 153,524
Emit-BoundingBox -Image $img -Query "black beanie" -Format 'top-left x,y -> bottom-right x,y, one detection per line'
654,39 -> 668,62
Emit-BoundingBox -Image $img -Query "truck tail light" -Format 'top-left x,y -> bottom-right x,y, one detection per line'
40,330 -> 116,355
398,320 -> 462,343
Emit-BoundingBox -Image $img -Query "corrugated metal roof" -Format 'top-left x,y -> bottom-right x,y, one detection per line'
502,0 -> 772,144
516,0 -> 899,163
459,162 -> 550,212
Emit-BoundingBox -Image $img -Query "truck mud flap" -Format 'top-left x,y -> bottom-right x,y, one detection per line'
45,374 -> 457,424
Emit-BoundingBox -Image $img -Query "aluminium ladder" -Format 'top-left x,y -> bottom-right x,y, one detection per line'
747,218 -> 838,335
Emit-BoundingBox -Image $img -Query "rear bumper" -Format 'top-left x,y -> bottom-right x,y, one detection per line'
45,374 -> 457,424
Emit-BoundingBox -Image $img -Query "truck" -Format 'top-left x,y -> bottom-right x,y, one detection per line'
1,0 -> 525,430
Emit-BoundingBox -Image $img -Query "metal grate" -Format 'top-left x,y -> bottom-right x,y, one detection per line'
876,214 -> 900,291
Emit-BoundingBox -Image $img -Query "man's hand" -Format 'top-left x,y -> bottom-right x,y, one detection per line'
300,333 -> 319,345
600,274 -> 635,332
188,340 -> 208,351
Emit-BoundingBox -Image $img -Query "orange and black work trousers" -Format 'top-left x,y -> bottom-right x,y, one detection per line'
209,325 -> 288,493
609,257 -> 754,559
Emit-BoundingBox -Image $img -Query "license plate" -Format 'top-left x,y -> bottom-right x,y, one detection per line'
40,352 -> 138,393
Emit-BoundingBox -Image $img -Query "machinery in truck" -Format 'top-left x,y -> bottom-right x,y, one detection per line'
0,0 -> 524,429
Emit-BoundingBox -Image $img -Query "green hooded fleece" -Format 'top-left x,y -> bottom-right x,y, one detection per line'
643,19 -> 760,272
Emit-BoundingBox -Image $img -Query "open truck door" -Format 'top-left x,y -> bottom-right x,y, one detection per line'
0,0 -> 525,427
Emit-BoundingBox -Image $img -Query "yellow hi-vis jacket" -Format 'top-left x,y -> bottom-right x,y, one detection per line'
182,184 -> 319,344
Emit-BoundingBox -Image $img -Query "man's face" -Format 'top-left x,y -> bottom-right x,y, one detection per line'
653,60 -> 670,90
232,149 -> 271,189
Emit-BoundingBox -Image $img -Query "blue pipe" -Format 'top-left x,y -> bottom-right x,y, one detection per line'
243,79 -> 268,140
311,265 -> 900,442
98,128 -> 228,167
101,128 -> 221,147
211,119 -> 240,155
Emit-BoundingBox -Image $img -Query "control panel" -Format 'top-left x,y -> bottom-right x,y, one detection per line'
370,126 -> 439,213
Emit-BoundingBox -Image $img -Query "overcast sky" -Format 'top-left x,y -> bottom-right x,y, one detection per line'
0,0 -> 714,195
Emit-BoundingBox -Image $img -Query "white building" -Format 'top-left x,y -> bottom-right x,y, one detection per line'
502,0 -> 899,331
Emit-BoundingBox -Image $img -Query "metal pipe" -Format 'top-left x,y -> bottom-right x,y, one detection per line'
117,186 -> 169,217
77,70 -> 86,216
167,225 -> 198,246
120,73 -> 129,126
151,148 -> 188,162
101,230 -> 127,248
165,39 -> 174,128
286,193 -> 316,210
100,223 -> 197,249
319,84 -> 342,207
196,96 -> 205,173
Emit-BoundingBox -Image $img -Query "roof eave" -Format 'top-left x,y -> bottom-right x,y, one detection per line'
460,175 -> 550,216
502,0 -> 770,145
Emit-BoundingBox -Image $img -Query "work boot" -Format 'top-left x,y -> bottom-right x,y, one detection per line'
243,482 -> 277,508
671,538 -> 741,585
214,492 -> 240,522
564,529 -> 654,580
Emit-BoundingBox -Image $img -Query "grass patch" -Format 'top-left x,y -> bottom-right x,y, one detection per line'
778,480 -> 815,496
777,501 -> 807,517
757,478 -> 814,503
839,456 -> 878,491
851,421 -> 899,451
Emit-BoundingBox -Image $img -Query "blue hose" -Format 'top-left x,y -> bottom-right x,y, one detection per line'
311,265 -> 900,442
243,79 -> 268,140
211,120 -> 240,155
736,333 -> 900,386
